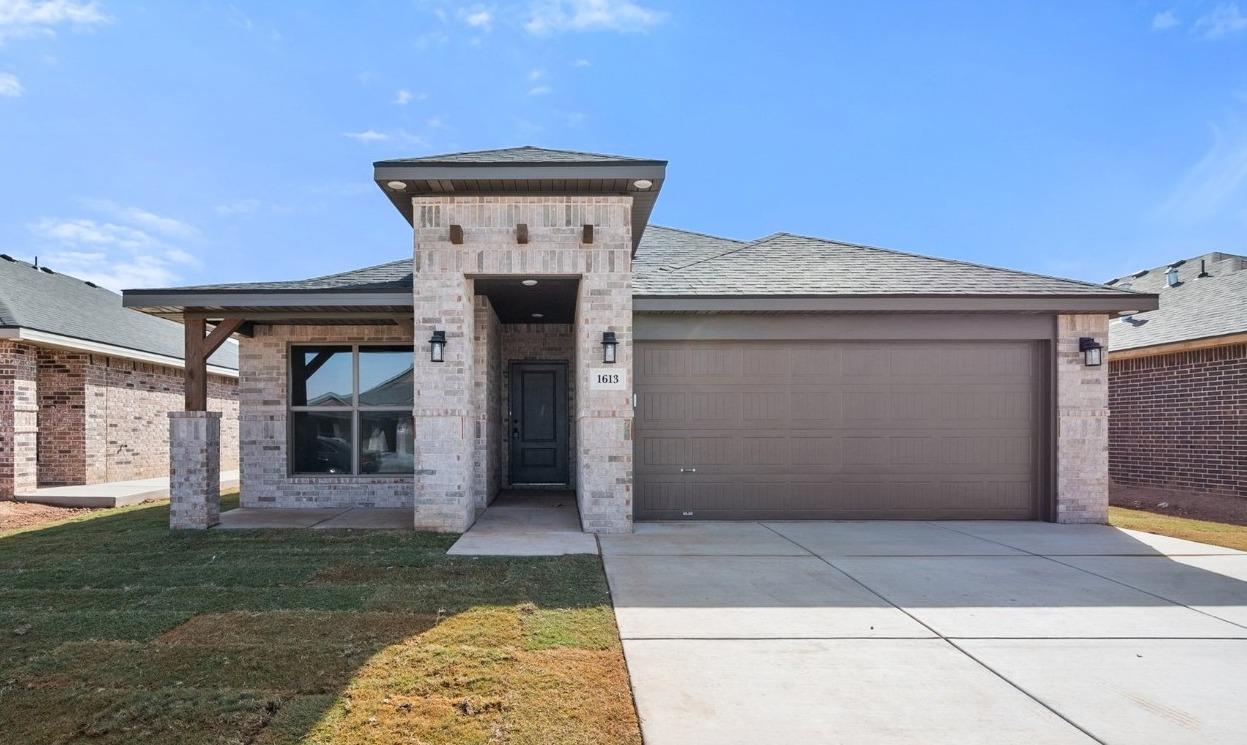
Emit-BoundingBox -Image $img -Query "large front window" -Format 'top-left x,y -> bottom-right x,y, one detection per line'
289,345 -> 414,475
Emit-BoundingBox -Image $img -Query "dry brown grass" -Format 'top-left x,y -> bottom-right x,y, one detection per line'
1110,506 -> 1247,552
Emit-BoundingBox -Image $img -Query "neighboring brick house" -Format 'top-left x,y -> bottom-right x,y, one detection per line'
0,254 -> 239,499
121,146 -> 1155,531
1106,252 -> 1247,501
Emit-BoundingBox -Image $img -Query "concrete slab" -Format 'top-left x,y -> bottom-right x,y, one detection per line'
446,502 -> 597,556
831,555 -> 1247,638
605,555 -> 932,639
215,507 -> 347,529
599,522 -> 808,557
960,639 -> 1247,745
313,508 -> 412,530
766,520 -> 1024,556
1058,555 -> 1247,629
15,470 -> 240,508
934,521 -> 1244,556
623,638 -> 1094,745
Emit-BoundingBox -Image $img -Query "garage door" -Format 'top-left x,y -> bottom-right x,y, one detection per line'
634,340 -> 1043,521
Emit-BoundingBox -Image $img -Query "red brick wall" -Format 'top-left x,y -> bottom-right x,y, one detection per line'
1109,342 -> 1247,499
0,341 -> 39,498
33,347 -> 239,485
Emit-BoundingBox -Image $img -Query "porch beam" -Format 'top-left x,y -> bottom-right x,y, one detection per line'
183,316 -> 245,411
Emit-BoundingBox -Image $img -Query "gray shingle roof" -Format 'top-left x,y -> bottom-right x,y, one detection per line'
1108,252 -> 1247,351
634,232 -> 1145,297
0,256 -> 237,370
375,145 -> 658,165
633,225 -> 746,270
165,259 -> 412,293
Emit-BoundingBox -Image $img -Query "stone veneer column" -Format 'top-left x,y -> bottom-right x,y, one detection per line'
168,411 -> 221,529
1055,314 -> 1110,523
0,341 -> 38,499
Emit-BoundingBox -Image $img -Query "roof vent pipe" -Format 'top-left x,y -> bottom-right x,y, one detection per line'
1166,266 -> 1180,287
1198,259 -> 1210,278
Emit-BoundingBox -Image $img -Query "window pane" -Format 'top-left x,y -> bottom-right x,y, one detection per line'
292,411 -> 354,474
359,346 -> 414,407
359,412 -> 414,474
291,346 -> 352,406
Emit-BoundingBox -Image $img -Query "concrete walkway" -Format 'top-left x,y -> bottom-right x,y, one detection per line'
216,506 -> 411,529
447,490 -> 598,556
15,469 -> 240,508
601,521 -> 1247,745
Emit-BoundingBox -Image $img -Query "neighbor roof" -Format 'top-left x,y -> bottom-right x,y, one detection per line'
157,259 -> 413,293
0,255 -> 237,370
374,145 -> 661,165
1107,252 -> 1247,352
633,232 -> 1151,299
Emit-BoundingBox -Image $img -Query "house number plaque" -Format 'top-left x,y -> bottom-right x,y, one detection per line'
589,369 -> 627,390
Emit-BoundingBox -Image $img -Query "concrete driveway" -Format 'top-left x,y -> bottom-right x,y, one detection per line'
600,521 -> 1247,745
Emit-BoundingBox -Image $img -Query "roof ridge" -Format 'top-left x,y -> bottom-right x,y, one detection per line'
653,231 -> 785,272
756,232 -> 1148,296
647,224 -> 747,244
308,257 -> 411,282
1105,250 -> 1247,284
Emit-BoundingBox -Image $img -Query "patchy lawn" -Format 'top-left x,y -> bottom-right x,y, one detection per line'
1110,506 -> 1247,552
0,495 -> 641,745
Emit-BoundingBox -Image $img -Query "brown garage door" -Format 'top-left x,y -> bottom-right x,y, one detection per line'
634,340 -> 1043,521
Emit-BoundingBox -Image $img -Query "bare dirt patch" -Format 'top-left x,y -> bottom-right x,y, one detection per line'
1110,483 -> 1247,526
0,501 -> 95,531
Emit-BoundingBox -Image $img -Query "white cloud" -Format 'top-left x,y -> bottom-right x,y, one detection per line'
1194,3 -> 1247,39
1152,10 -> 1179,30
525,0 -> 666,34
528,84 -> 552,95
462,7 -> 492,29
529,68 -> 545,80
572,58 -> 591,67
0,0 -> 110,43
28,204 -> 203,291
1159,119 -> 1247,222
426,115 -> 446,129
214,198 -> 261,216
394,88 -> 413,105
342,129 -> 390,143
0,71 -> 20,96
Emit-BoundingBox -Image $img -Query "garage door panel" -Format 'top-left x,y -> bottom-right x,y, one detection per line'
635,340 -> 1042,520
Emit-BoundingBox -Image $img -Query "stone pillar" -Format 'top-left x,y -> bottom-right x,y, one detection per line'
0,341 -> 38,499
1055,314 -> 1110,524
471,295 -> 501,509
411,223 -> 476,532
168,411 -> 221,529
574,221 -> 634,534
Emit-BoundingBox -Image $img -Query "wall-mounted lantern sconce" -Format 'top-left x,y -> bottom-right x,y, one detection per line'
429,330 -> 447,363
1079,337 -> 1103,367
601,331 -> 618,364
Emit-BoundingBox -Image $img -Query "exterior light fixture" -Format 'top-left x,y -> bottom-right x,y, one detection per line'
429,330 -> 446,363
1079,337 -> 1103,367
531,313 -> 544,319
386,180 -> 407,190
602,331 -> 618,364
632,179 -> 653,190
522,279 -> 538,286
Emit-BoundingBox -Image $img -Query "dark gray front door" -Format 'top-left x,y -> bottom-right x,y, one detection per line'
509,362 -> 569,484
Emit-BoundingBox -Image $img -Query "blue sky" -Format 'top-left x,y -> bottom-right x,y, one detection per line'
1,1 -> 1245,291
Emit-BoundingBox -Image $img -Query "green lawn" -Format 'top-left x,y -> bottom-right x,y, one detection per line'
1110,506 -> 1247,552
0,495 -> 641,744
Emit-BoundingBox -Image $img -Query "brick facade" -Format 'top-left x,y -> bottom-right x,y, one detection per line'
471,295 -> 502,508
238,324 -> 416,509
499,323 -> 577,490
412,195 -> 634,533
169,411 -> 221,529
1055,314 -> 1111,523
1109,342 -> 1247,499
0,340 -> 238,498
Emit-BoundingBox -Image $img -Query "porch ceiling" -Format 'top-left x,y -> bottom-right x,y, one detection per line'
474,277 -> 578,324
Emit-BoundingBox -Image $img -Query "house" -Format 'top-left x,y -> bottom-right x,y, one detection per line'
120,146 -> 1155,532
0,254 -> 240,500
1105,252 -> 1247,502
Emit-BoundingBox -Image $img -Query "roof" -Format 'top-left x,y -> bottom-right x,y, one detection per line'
163,259 -> 412,293
374,145 -> 662,166
0,254 -> 237,370
372,146 -> 667,253
633,231 -> 1151,299
1107,252 -> 1247,352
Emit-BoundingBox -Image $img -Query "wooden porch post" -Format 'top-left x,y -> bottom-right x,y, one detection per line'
184,317 -> 245,411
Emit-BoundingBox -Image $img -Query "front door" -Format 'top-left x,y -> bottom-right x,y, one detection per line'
509,362 -> 569,484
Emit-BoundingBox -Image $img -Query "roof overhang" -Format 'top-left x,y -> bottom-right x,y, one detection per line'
372,160 -> 667,254
122,289 -> 414,323
0,326 -> 238,377
633,293 -> 1160,314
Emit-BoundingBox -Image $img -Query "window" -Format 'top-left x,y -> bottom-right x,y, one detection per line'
289,345 -> 414,475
